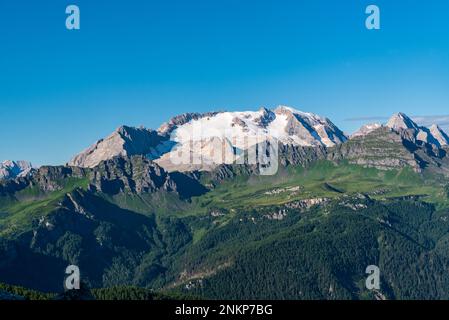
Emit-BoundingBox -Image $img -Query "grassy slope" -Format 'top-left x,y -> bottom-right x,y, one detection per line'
0,178 -> 89,237
185,161 -> 449,216
2,161 -> 447,239
1,161 -> 449,298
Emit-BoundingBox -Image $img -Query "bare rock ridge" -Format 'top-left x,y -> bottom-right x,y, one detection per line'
333,115 -> 449,174
385,113 -> 447,147
68,125 -> 166,168
430,124 -> 449,147
1,156 -> 207,200
273,106 -> 347,147
89,156 -> 206,198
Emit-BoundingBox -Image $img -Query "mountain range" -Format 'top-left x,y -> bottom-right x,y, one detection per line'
4,107 -> 448,176
62,107 -> 448,174
67,106 -> 348,172
2,106 -> 449,300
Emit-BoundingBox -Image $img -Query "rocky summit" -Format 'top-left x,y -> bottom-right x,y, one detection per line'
385,113 -> 447,148
68,126 -> 167,169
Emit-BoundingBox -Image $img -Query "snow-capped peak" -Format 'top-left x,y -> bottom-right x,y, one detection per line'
0,160 -> 33,180
167,106 -> 346,148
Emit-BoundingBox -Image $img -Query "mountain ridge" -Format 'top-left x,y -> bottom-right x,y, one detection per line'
66,108 -> 449,174
2,119 -> 449,298
67,106 -> 349,171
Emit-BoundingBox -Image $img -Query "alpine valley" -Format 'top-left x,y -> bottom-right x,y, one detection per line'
2,106 -> 449,300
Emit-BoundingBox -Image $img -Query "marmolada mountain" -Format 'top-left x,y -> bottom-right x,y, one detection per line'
2,105 -> 449,300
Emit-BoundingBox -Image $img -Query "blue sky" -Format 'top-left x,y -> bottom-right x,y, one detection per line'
1,0 -> 449,166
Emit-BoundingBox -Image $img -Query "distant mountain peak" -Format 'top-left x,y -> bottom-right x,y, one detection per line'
0,160 -> 33,180
385,112 -> 449,148
351,123 -> 382,138
386,112 -> 419,131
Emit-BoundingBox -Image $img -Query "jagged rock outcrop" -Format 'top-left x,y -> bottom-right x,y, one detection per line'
328,125 -> 449,175
0,165 -> 88,195
386,113 -> 448,148
33,166 -> 88,192
274,106 -> 347,147
328,126 -> 423,172
1,156 -> 207,199
90,156 -> 175,194
89,156 -> 207,198
430,124 -> 449,146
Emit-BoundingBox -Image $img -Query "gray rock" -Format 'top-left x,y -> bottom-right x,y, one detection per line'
68,126 -> 166,168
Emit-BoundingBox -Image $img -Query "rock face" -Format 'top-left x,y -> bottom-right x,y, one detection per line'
96,156 -> 209,198
329,127 -> 423,172
386,113 -> 448,148
90,156 -> 176,194
430,124 -> 449,146
0,161 -> 33,180
68,126 -> 166,168
328,125 -> 449,175
1,156 -> 207,200
277,144 -> 327,167
0,165 -> 88,195
272,106 -> 347,147
386,113 -> 419,131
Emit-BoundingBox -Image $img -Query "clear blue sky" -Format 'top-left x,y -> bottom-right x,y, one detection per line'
1,0 -> 449,166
